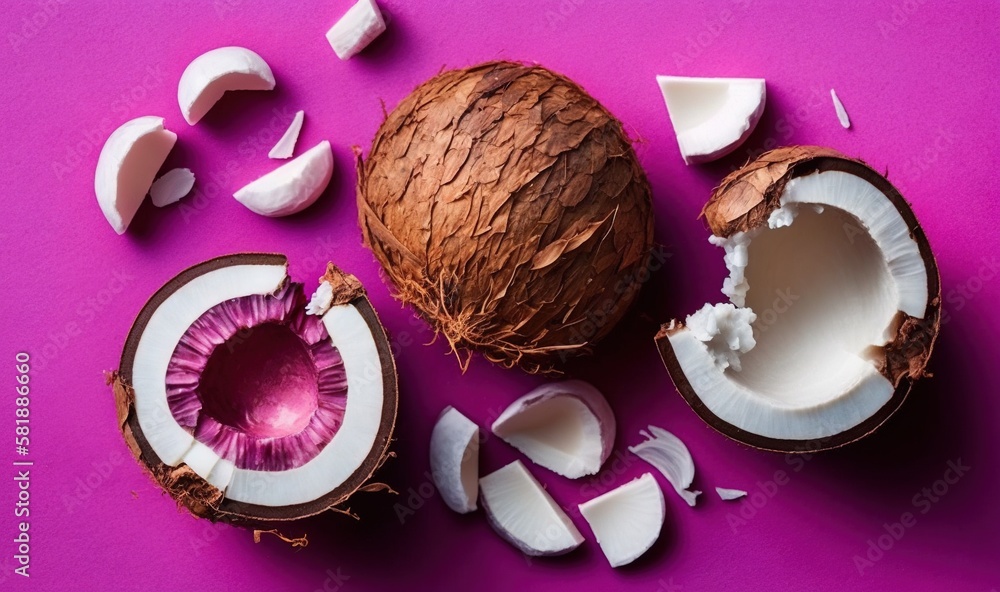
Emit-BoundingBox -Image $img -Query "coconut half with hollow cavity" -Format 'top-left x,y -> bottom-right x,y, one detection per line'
657,146 -> 940,452
110,254 -> 398,525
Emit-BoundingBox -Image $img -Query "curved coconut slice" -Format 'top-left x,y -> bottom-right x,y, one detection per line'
716,487 -> 747,501
430,406 -> 479,514
94,116 -> 177,234
579,473 -> 665,567
150,168 -> 195,207
178,47 -> 275,125
491,381 -> 615,479
657,146 -> 940,452
479,460 -> 583,556
629,426 -> 700,507
656,75 -> 766,165
110,255 -> 398,524
234,140 -> 333,217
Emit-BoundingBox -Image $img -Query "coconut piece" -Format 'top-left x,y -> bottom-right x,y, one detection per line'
491,381 -> 615,479
326,0 -> 386,60
234,140 -> 333,217
716,487 -> 747,501
656,75 -> 766,165
657,146 -> 941,452
150,168 -> 195,207
830,89 -> 851,129
178,47 -> 275,125
357,61 -> 655,374
94,116 -> 177,234
629,426 -> 700,507
269,110 -> 305,159
479,460 -> 583,556
306,279 -> 335,316
579,473 -> 665,567
430,407 -> 480,514
110,255 -> 398,524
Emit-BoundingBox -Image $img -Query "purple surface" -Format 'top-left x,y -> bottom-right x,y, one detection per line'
1,1 -> 998,590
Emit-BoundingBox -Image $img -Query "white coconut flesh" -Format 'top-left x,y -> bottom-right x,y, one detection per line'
666,170 -> 929,441
491,381 -> 615,479
578,473 -> 665,567
656,76 -> 766,164
129,260 -> 388,507
479,460 -> 583,556
177,46 -> 275,125
430,406 -> 480,514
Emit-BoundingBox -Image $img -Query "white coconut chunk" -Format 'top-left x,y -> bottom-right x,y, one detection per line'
234,140 -> 333,217
206,459 -> 235,492
830,89 -> 851,129
579,474 -> 665,567
178,47 -> 275,125
268,110 -> 305,159
629,426 -> 700,507
430,407 -> 480,514
306,280 -> 335,316
326,0 -> 386,60
656,76 -> 766,164
715,487 -> 747,501
150,168 -> 195,207
180,440 -> 221,478
685,303 -> 756,372
479,460 -> 584,556
94,116 -> 177,234
491,380 -> 615,479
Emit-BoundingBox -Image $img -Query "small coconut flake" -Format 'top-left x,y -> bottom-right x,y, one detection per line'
629,425 -> 701,507
715,487 -> 747,501
269,110 -> 305,160
830,89 -> 851,129
306,280 -> 334,316
326,0 -> 386,60
150,168 -> 195,207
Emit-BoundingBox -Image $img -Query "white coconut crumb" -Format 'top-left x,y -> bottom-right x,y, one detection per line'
685,303 -> 756,372
268,110 -> 305,159
830,89 -> 851,129
767,203 -> 798,229
306,280 -> 334,316
715,487 -> 747,501
709,232 -> 751,307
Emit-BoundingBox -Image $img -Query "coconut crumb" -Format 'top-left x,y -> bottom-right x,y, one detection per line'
685,303 -> 756,372
306,280 -> 335,316
715,487 -> 747,501
709,232 -> 750,306
830,89 -> 851,129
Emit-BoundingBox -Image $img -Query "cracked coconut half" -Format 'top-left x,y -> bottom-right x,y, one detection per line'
110,254 -> 398,525
656,146 -> 940,452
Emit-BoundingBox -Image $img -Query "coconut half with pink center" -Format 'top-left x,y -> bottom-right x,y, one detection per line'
110,254 -> 398,524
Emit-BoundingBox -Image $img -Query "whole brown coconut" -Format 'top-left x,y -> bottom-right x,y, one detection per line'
357,61 -> 655,373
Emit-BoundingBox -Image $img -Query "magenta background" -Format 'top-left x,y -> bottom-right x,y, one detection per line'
1,1 -> 998,590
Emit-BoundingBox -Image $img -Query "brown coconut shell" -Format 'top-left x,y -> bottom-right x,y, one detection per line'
656,146 -> 941,452
357,61 -> 655,374
111,254 -> 398,526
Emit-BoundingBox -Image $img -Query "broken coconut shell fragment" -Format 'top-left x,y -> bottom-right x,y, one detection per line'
357,61 -> 655,374
657,146 -> 940,452
111,254 -> 398,525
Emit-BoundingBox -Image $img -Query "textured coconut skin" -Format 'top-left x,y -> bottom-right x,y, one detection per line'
111,254 -> 398,527
658,146 -> 941,452
357,61 -> 655,374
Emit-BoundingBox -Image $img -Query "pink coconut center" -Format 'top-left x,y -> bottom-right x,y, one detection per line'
199,323 -> 319,439
165,283 -> 348,471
